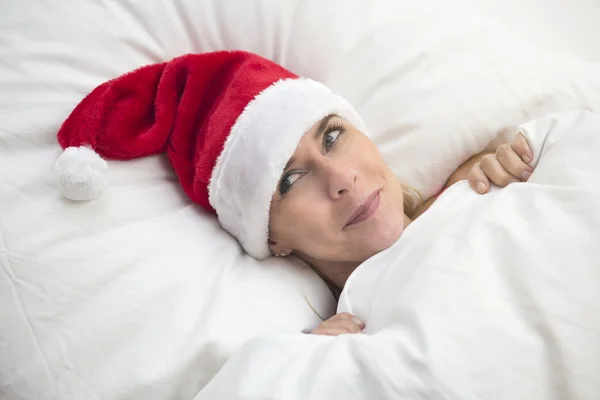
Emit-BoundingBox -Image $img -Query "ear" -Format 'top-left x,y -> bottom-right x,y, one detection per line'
268,239 -> 293,257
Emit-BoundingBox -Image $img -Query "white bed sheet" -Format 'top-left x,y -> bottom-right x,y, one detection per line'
1,0 -> 600,399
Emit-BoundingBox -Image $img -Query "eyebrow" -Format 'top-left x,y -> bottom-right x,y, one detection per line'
282,114 -> 337,172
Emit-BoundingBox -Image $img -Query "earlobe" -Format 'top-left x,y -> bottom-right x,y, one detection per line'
269,242 -> 293,257
272,249 -> 293,257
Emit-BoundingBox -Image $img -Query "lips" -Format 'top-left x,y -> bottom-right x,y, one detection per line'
345,189 -> 381,228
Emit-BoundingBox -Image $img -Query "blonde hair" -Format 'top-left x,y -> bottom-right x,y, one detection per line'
401,182 -> 423,215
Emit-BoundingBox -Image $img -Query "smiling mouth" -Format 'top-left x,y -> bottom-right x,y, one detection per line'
344,190 -> 381,228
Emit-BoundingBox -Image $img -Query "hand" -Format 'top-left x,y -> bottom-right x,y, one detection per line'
468,132 -> 534,194
310,312 -> 365,336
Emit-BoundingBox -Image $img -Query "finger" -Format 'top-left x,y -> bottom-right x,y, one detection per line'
335,312 -> 355,320
479,154 -> 519,187
341,320 -> 364,333
351,317 -> 366,329
496,143 -> 533,181
319,318 -> 353,330
467,162 -> 490,194
335,313 -> 364,327
311,327 -> 343,336
511,132 -> 533,164
312,323 -> 359,335
321,329 -> 362,336
322,320 -> 362,334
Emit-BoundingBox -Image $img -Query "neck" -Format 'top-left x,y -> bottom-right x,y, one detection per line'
307,257 -> 359,289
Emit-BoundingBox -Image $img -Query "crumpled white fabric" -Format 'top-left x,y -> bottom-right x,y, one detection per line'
3,0 -> 600,397
195,111 -> 600,400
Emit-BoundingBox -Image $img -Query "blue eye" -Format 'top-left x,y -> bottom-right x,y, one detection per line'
279,171 -> 302,195
323,127 -> 343,152
278,123 -> 345,196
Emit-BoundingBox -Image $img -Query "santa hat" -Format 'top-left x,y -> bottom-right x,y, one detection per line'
54,51 -> 367,259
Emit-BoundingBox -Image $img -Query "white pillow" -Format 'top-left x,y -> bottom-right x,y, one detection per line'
1,0 -> 599,399
179,0 -> 600,200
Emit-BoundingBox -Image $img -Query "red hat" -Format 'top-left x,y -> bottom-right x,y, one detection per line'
54,51 -> 367,259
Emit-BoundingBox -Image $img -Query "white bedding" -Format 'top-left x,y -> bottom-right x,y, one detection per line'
2,0 -> 600,398
196,111 -> 600,399
460,0 -> 600,62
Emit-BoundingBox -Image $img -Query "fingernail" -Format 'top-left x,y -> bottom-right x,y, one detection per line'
476,182 -> 486,194
521,170 -> 532,180
522,154 -> 530,164
351,317 -> 364,326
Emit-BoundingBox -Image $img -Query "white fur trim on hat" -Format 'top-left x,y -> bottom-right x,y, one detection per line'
208,78 -> 367,260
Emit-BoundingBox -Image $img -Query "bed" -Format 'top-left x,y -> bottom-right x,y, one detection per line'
1,0 -> 599,399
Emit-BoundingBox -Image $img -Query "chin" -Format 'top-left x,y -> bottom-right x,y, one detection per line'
377,224 -> 404,250
359,217 -> 404,257
348,191 -> 405,259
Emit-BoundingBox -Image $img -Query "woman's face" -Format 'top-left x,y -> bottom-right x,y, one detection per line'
268,114 -> 407,274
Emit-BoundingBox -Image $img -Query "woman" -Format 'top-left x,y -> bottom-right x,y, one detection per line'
268,114 -> 534,335
53,50 -> 534,335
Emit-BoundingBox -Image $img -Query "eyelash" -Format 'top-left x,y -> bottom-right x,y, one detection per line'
278,122 -> 346,196
323,123 -> 345,153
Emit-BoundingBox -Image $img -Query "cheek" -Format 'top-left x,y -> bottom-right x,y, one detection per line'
272,193 -> 333,244
350,137 -> 386,174
380,195 -> 406,235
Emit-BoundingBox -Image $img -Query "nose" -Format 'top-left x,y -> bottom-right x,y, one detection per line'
324,160 -> 358,199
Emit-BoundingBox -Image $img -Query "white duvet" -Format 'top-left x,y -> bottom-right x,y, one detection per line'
3,0 -> 600,397
195,111 -> 600,399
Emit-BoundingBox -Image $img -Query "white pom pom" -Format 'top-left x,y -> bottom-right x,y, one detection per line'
54,146 -> 109,201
